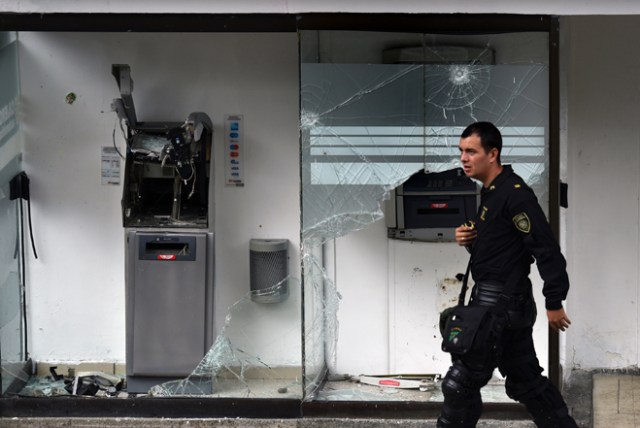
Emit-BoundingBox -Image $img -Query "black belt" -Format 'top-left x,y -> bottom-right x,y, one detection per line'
455,253 -> 531,329
472,280 -> 533,309
472,280 -> 537,329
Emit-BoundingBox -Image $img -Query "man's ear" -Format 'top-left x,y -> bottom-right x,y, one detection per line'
489,147 -> 499,163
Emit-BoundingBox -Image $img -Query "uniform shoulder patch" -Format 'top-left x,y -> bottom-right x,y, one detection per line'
512,212 -> 531,233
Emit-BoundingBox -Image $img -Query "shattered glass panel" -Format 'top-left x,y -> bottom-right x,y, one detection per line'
301,63 -> 425,242
149,278 -> 302,398
0,31 -> 27,396
301,64 -> 548,243
300,31 -> 549,400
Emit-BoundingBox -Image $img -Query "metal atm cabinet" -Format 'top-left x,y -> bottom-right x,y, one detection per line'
125,230 -> 214,393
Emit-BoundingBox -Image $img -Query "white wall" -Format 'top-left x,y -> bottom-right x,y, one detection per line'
20,32 -> 301,364
564,16 -> 640,371
330,218 -> 549,378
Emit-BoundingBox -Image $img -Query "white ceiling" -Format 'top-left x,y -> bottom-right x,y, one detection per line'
1,0 -> 640,15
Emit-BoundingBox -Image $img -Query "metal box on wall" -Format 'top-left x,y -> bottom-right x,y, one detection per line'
386,168 -> 479,242
249,239 -> 289,304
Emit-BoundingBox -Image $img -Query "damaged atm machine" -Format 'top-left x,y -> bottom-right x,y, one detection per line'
111,65 -> 214,393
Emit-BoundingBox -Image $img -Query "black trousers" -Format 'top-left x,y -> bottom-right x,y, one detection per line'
437,324 -> 578,428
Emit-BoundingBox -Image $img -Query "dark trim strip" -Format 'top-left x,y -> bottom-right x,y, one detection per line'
0,12 -> 550,33
0,397 -> 302,418
302,400 -> 530,419
0,13 -> 296,32
297,13 -> 550,33
547,15 -> 561,389
0,396 -> 531,420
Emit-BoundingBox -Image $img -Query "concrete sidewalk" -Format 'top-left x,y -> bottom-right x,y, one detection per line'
593,373 -> 640,427
0,418 -> 536,427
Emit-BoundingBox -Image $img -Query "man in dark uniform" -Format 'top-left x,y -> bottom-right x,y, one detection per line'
437,122 -> 578,427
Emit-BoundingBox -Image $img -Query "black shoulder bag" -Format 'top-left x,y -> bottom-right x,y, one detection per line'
440,257 -> 520,357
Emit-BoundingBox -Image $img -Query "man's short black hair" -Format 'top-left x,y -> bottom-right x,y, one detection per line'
461,121 -> 502,163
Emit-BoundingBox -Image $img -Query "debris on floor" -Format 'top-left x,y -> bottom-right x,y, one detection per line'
17,366 -> 126,397
358,373 -> 440,391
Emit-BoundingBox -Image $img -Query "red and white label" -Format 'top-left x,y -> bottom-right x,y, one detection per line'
378,379 -> 401,387
430,203 -> 449,209
157,254 -> 177,261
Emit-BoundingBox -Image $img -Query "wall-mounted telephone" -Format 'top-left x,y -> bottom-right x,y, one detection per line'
10,171 -> 37,259
10,171 -> 30,201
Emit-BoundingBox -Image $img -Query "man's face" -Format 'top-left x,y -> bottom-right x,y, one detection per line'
459,133 -> 497,183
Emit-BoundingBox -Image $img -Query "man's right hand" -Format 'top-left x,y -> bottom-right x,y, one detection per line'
455,224 -> 477,247
547,308 -> 572,332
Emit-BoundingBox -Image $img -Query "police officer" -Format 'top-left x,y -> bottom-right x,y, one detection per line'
437,122 -> 577,427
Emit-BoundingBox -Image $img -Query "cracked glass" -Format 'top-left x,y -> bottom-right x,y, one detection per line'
143,29 -> 549,402
140,238 -> 299,399
300,31 -> 549,401
150,277 -> 302,398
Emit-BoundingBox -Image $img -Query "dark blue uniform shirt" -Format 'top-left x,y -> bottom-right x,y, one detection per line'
470,165 -> 569,310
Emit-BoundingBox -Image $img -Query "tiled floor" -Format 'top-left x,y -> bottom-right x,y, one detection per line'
318,377 -> 510,402
593,374 -> 640,427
